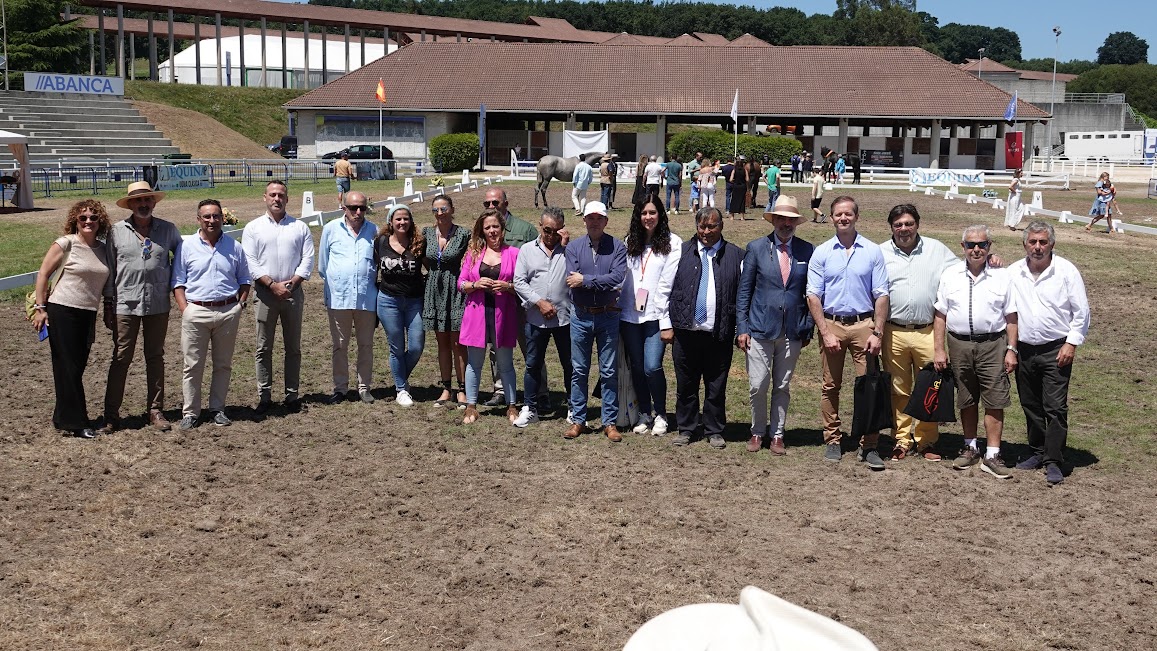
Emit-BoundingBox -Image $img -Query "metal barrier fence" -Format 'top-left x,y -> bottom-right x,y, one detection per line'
12,158 -> 425,198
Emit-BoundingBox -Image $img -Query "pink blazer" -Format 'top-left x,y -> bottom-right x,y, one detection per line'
457,244 -> 520,348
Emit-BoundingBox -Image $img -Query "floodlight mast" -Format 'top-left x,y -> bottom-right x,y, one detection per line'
1047,26 -> 1062,171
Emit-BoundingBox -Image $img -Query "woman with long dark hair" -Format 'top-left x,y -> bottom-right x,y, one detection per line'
30,199 -> 112,438
423,194 -> 471,407
728,156 -> 748,220
374,204 -> 426,406
618,197 -> 683,435
631,154 -> 649,206
458,209 -> 521,425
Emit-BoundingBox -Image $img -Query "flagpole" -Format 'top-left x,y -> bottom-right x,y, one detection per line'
379,106 -> 383,161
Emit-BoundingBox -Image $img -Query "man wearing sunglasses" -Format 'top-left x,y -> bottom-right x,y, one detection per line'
480,188 -> 539,408
99,181 -> 183,435
932,225 -> 1019,479
243,180 -> 315,414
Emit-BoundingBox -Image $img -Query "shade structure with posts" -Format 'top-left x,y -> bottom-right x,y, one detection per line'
0,129 -> 35,209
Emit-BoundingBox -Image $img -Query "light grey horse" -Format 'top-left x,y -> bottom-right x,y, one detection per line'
535,152 -> 605,208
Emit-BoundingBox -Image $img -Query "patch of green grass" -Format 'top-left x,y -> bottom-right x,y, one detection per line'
0,222 -> 59,279
125,80 -> 306,147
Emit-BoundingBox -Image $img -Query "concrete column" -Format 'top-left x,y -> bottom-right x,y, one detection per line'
746,116 -> 757,135
98,10 -> 105,75
147,15 -> 156,81
344,25 -> 351,73
1025,122 -> 1035,166
303,20 -> 310,89
996,121 -> 1007,169
260,18 -> 267,87
167,10 -> 174,83
281,24 -> 288,88
116,4 -> 124,79
321,27 -> 328,85
194,18 -> 201,85
929,118 -> 942,168
129,32 -> 135,80
657,115 -> 668,156
970,124 -> 980,139
359,29 -> 365,66
238,20 -> 245,86
838,118 -> 849,156
420,30 -> 426,42
457,32 -> 461,43
215,12 -> 222,87
565,113 -> 577,130
89,31 -> 95,75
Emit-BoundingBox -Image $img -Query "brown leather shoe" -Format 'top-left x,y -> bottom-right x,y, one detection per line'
770,435 -> 786,456
564,422 -> 586,439
604,425 -> 622,442
149,410 -> 172,432
746,435 -> 763,452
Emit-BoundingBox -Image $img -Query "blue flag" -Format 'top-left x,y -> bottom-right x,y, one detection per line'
1004,90 -> 1018,123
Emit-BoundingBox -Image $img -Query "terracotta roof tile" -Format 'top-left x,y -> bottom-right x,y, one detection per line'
959,57 -> 1019,74
599,33 -> 645,46
694,32 -> 732,45
1016,69 -> 1079,82
285,42 -> 1049,121
665,34 -> 709,46
728,33 -> 772,47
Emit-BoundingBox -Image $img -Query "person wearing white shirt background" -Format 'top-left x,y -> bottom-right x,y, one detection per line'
932,225 -> 1018,480
242,180 -> 316,414
1006,221 -> 1090,486
619,197 -> 683,436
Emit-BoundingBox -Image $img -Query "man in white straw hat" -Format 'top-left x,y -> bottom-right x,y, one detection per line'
736,196 -> 814,455
99,180 -> 182,435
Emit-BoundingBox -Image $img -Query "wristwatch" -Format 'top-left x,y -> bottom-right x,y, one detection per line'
1006,345 -> 1018,356
871,329 -> 883,338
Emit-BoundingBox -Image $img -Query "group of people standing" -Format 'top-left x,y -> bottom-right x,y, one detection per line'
31,177 -> 1089,486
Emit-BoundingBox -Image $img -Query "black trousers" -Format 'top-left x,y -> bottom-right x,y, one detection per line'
47,303 -> 97,431
1016,338 -> 1072,465
672,329 -> 734,438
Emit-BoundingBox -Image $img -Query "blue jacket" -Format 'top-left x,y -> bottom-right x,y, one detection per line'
736,234 -> 815,342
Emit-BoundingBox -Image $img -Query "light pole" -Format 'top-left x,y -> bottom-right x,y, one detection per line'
1,0 -> 9,91
1046,26 -> 1061,171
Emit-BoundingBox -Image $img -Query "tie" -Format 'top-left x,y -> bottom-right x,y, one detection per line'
779,242 -> 791,285
695,246 -> 710,325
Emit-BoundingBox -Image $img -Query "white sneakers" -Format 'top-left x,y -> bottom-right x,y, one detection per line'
633,415 -> 669,436
396,390 -> 414,407
513,405 -> 539,428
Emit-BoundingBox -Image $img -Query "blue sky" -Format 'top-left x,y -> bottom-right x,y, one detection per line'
267,0 -> 1156,62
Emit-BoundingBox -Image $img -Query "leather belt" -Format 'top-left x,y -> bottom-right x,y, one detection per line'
949,330 -> 1004,343
576,304 -> 621,315
824,311 -> 873,325
887,320 -> 932,330
189,296 -> 239,307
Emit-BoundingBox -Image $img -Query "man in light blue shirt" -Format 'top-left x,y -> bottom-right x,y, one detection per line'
318,190 -> 379,405
172,199 -> 251,430
572,158 -> 594,217
806,195 -> 890,469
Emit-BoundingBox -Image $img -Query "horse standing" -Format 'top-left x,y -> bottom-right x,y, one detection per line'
535,152 -> 604,208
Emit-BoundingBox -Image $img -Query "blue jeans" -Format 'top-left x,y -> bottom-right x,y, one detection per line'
600,183 -> 613,206
523,322 -> 572,413
665,184 -> 681,211
376,292 -> 424,391
765,188 -> 780,212
619,320 -> 667,420
466,345 -> 515,405
569,309 -> 619,425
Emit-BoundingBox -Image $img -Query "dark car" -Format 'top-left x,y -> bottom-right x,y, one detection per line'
321,144 -> 393,160
269,135 -> 298,159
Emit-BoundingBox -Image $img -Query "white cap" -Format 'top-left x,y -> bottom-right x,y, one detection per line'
583,201 -> 608,217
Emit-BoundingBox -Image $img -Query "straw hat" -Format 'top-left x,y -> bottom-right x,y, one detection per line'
116,181 -> 166,209
763,196 -> 804,223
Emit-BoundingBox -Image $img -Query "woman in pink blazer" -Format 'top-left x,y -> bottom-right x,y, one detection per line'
457,209 -> 521,424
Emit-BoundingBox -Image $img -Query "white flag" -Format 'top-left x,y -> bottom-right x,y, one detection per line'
730,89 -> 739,123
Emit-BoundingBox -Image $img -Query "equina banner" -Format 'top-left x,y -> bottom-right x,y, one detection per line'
908,168 -> 985,187
24,72 -> 124,96
155,164 -> 212,191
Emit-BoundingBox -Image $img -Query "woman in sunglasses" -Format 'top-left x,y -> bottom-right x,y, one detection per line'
29,200 -> 112,439
422,195 -> 471,407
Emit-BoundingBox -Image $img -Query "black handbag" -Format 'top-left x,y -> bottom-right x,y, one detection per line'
903,363 -> 957,423
852,354 -> 893,438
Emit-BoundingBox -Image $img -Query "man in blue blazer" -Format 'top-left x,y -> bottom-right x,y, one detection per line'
736,196 -> 815,455
668,207 -> 745,448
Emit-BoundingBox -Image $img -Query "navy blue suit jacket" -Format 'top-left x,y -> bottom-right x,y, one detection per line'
736,234 -> 815,342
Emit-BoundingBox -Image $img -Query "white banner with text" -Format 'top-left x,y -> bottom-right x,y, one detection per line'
908,168 -> 986,187
24,72 -> 124,96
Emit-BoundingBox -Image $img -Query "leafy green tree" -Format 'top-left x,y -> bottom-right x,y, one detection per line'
1097,32 -> 1149,65
935,23 -> 1020,63
1067,64 -> 1157,117
1011,58 -> 1099,75
7,0 -> 88,76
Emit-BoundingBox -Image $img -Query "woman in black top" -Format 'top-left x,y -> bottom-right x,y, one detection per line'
728,157 -> 748,220
374,204 -> 426,406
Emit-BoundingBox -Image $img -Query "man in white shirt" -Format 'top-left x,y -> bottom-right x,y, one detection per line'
1007,221 -> 1090,485
644,155 -> 665,201
572,158 -> 594,217
242,180 -> 316,414
932,225 -> 1019,479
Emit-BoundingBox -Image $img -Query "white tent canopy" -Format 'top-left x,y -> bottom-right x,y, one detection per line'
159,35 -> 393,88
0,130 -> 34,209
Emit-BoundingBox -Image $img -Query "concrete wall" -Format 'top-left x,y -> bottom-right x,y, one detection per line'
1027,103 -> 1131,154
293,110 -> 470,159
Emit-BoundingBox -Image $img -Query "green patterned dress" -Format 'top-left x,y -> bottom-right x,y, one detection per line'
421,224 -> 471,331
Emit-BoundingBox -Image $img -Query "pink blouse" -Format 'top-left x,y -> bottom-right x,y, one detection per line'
457,244 -> 520,348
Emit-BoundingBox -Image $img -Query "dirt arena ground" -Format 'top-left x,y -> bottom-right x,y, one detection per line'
2,179 -> 1156,650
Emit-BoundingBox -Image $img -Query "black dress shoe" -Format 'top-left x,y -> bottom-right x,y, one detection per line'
285,400 -> 302,414
327,391 -> 346,405
255,400 -> 273,415
71,428 -> 96,439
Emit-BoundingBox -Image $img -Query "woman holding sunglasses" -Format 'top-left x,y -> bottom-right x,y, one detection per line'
29,200 -> 112,439
423,195 -> 471,407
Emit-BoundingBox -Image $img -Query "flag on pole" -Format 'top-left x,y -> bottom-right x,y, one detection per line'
375,78 -> 387,103
730,89 -> 739,123
1003,90 -> 1017,123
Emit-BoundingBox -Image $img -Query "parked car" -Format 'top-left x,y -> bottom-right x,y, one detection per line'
321,144 -> 393,160
269,136 -> 297,159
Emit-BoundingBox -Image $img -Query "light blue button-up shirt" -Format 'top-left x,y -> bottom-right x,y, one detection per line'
806,232 -> 889,315
318,217 -> 378,311
172,232 -> 251,302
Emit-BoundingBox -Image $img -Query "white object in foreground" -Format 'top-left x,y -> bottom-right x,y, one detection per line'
623,586 -> 877,651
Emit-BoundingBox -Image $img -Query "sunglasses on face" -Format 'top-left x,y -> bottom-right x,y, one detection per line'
482,200 -> 503,208
432,206 -> 451,214
963,240 -> 991,250
345,205 -> 368,212
541,227 -> 559,235
78,215 -> 100,223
